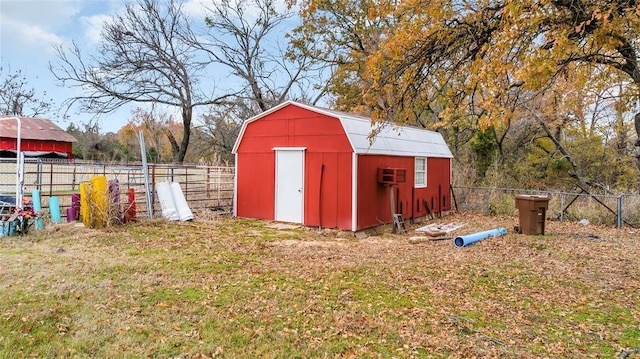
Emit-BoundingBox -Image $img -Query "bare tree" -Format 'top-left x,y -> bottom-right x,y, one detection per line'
49,0 -> 234,163
189,100 -> 252,163
0,66 -> 53,117
199,0 -> 323,115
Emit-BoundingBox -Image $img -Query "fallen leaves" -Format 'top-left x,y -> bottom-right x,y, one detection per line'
0,213 -> 639,357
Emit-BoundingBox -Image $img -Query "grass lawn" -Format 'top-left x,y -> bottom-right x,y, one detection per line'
1,213 -> 639,358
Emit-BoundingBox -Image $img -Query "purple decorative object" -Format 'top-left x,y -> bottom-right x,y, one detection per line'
66,207 -> 77,223
71,193 -> 80,208
108,179 -> 120,204
71,193 -> 81,220
108,179 -> 123,223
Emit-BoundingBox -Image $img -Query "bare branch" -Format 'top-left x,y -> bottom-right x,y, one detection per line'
197,0 -> 325,114
0,66 -> 53,117
49,0 -> 230,163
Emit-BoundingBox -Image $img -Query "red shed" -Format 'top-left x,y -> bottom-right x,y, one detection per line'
0,116 -> 77,159
232,101 -> 453,231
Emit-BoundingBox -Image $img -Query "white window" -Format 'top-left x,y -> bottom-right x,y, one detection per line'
415,157 -> 427,188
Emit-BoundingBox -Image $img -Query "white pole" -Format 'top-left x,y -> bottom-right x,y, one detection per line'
0,116 -> 22,208
16,118 -> 23,208
17,152 -> 24,208
139,131 -> 153,218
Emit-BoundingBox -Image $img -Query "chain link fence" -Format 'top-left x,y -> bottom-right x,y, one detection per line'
0,158 -> 234,221
4,159 -> 637,228
452,186 -> 640,228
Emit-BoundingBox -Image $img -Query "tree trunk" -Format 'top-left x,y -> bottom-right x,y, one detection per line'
523,105 -> 586,186
633,112 -> 640,169
166,129 -> 180,163
176,107 -> 192,164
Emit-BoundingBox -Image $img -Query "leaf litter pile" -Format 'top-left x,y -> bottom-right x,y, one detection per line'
0,212 -> 639,358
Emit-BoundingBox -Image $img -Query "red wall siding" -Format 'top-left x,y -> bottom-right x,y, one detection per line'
0,138 -> 72,157
304,152 -> 352,229
235,105 -> 353,229
356,155 -> 451,230
357,155 -> 415,230
236,153 -> 275,220
412,157 -> 452,219
237,106 -> 353,153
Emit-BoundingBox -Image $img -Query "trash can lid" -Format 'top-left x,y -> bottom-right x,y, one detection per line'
515,195 -> 549,200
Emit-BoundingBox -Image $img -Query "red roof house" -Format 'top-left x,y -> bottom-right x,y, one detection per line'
232,101 -> 454,231
0,116 -> 77,159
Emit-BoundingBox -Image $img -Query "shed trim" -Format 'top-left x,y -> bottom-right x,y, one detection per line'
272,147 -> 307,151
274,148 -> 305,224
351,152 -> 358,232
233,152 -> 238,217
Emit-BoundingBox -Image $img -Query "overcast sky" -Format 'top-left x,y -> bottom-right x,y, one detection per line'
0,0 -> 244,133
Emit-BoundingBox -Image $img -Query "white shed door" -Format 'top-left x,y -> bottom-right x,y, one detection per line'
275,149 -> 304,223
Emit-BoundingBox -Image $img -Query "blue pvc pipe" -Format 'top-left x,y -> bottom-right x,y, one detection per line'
454,227 -> 507,247
49,196 -> 61,224
31,189 -> 44,230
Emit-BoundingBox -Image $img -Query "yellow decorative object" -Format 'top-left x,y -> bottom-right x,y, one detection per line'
90,176 -> 108,228
80,183 -> 90,227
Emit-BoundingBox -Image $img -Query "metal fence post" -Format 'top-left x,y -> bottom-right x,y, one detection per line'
36,159 -> 42,191
151,164 -> 156,216
206,167 -> 211,199
217,168 -> 221,205
49,162 -> 54,196
617,195 -> 623,228
72,167 -> 77,191
184,166 -> 188,199
485,189 -> 491,214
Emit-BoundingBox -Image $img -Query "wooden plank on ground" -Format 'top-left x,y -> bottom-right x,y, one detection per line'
415,222 -> 466,237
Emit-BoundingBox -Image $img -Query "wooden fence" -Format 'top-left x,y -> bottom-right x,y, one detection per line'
0,158 -> 234,222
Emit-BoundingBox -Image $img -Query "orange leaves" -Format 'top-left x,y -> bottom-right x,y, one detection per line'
574,5 -> 614,36
156,301 -> 169,308
296,0 -> 640,137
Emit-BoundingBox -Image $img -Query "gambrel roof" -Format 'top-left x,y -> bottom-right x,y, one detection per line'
233,101 -> 453,158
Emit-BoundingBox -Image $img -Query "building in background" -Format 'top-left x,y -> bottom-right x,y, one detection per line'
0,116 -> 77,160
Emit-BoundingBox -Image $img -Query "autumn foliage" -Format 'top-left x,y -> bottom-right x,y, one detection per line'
361,0 -> 640,127
290,0 -> 640,192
